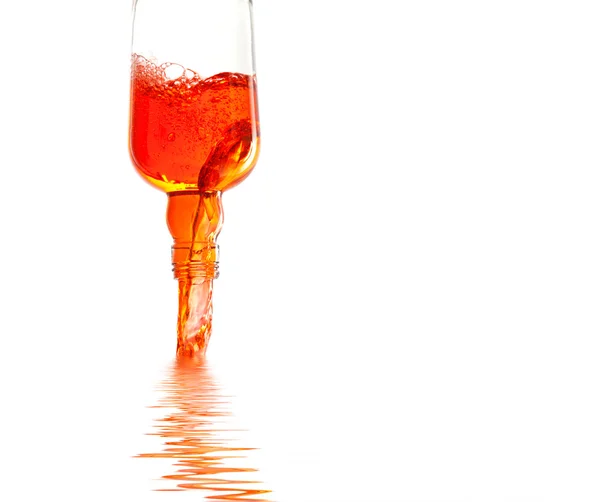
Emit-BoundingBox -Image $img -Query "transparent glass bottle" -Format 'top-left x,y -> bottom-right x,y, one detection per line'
129,0 -> 260,357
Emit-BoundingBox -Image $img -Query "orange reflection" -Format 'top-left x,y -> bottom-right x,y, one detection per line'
137,358 -> 272,500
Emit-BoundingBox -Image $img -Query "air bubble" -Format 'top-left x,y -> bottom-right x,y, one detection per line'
164,63 -> 185,81
167,133 -> 176,141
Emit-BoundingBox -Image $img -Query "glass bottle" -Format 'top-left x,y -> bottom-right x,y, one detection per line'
129,0 -> 260,357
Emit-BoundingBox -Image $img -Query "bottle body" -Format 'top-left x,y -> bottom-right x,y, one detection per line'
129,0 -> 260,194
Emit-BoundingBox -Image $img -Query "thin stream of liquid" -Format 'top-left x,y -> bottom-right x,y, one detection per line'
136,359 -> 272,500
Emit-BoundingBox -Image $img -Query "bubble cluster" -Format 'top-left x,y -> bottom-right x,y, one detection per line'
131,54 -> 204,102
132,54 -> 253,104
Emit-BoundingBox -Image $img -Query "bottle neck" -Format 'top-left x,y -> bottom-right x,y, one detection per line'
167,190 -> 224,279
166,191 -> 224,357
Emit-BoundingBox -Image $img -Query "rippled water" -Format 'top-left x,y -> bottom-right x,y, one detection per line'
137,358 -> 272,500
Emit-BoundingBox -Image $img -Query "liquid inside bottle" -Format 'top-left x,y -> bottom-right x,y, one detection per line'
129,54 -> 260,193
129,54 -> 260,356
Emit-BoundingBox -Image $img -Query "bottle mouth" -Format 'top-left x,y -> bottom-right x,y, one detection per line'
172,242 -> 220,281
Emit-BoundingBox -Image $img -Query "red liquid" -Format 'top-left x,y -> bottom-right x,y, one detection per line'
129,54 -> 260,193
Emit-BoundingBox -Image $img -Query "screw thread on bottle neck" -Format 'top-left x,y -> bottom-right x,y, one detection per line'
172,244 -> 220,281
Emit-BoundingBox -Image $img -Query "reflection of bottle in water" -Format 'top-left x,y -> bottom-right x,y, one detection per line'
137,358 -> 272,500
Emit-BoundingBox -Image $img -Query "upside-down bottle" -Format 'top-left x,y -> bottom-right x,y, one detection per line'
129,0 -> 260,357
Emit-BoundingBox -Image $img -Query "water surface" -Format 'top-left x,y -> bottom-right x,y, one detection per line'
137,358 -> 272,500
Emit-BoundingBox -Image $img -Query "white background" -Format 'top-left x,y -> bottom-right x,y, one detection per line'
1,1 -> 600,501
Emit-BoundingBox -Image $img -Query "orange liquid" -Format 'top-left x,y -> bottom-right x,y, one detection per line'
129,55 -> 259,356
129,54 -> 260,193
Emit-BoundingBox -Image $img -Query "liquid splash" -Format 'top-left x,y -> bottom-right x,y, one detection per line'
137,358 -> 272,500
